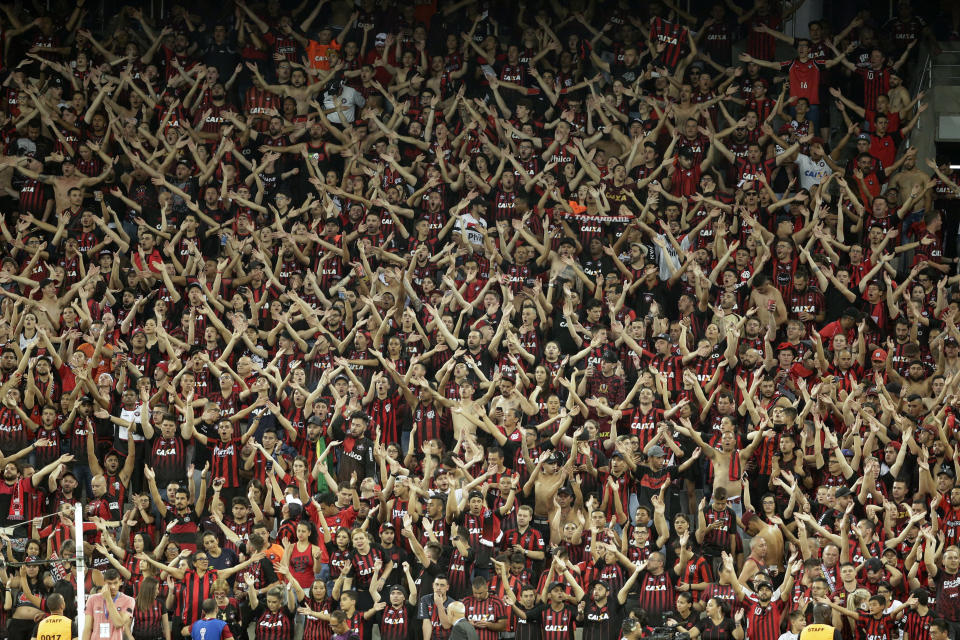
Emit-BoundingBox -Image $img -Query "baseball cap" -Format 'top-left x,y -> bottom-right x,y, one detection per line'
547,581 -> 565,592
857,133 -> 870,142
647,445 -> 667,458
741,510 -> 758,526
865,558 -> 884,571
835,486 -> 852,497
557,485 -> 574,496
654,333 -> 670,342
871,349 -> 887,362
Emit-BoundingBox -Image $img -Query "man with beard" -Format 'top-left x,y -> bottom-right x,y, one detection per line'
460,576 -> 507,639
725,553 -> 801,640
578,567 -> 643,640
226,113 -> 288,149
253,119 -> 351,169
0,445 -> 63,528
245,60 -> 336,115
885,353 -> 937,397
674,424 -> 770,518
328,411 -> 376,484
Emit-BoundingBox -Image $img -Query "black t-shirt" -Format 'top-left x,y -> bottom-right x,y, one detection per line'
634,464 -> 677,512
695,616 -> 737,640
582,597 -> 623,639
377,544 -> 409,591
550,307 -> 581,355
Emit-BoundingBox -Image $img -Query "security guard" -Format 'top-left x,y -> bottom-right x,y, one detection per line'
800,604 -> 842,640
32,594 -> 78,640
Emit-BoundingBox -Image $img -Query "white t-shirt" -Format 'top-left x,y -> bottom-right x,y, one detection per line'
453,213 -> 487,246
323,86 -> 365,124
796,153 -> 832,190
119,405 -> 145,442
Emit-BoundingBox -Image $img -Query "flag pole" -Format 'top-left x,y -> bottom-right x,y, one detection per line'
75,503 -> 85,640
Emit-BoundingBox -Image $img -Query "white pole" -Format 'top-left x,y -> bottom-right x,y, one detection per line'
75,503 -> 85,640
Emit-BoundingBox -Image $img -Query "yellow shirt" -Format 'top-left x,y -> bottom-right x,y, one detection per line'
36,614 -> 75,640
799,624 -> 838,640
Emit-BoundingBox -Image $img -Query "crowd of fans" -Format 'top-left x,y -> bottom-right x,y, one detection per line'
0,1 -> 955,640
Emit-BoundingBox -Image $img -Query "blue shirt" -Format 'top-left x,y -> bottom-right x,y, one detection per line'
191,617 -> 230,640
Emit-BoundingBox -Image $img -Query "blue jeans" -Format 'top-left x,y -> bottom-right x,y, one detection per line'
72,464 -> 93,501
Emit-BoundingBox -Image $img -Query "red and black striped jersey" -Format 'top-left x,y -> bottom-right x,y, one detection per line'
148,435 -> 188,485
541,605 -> 577,640
377,603 -> 416,640
302,596 -> 332,640
701,506 -> 736,554
349,547 -> 385,590
253,606 -> 294,640
165,506 -> 201,552
636,571 -> 675,616
649,17 -> 688,70
209,436 -> 244,488
178,569 -> 220,625
744,596 -> 784,640
462,596 -> 507,640
857,612 -> 897,640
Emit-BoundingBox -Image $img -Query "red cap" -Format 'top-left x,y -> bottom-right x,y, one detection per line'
157,361 -> 169,373
741,510 -> 758,527
871,349 -> 887,362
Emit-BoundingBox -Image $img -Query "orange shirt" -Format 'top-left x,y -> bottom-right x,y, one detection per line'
77,342 -> 115,377
306,40 -> 340,71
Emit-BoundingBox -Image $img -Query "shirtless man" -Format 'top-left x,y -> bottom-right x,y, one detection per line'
889,149 -> 931,213
4,155 -> 112,212
739,510 -> 786,582
676,422 -> 771,518
887,72 -> 911,114
523,451 -> 571,522
488,374 -> 538,418
749,273 -> 788,328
